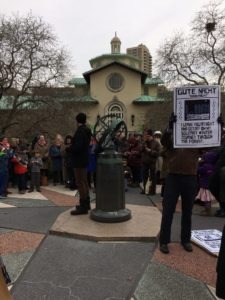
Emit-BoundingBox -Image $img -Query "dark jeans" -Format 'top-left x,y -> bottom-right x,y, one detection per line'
159,174 -> 197,245
142,163 -> 157,193
30,172 -> 41,191
17,173 -> 27,191
66,166 -> 76,188
130,166 -> 142,184
74,168 -> 89,208
219,167 -> 225,210
0,173 -> 7,196
52,170 -> 63,184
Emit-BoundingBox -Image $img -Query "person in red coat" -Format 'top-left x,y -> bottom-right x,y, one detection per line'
11,145 -> 28,194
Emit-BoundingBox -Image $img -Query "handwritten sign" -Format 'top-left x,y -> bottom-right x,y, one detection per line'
174,85 -> 221,148
191,229 -> 222,256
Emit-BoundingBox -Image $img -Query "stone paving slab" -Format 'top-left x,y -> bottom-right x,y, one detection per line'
40,189 -> 77,207
12,235 -> 155,300
125,191 -> 153,206
0,207 -> 70,233
0,231 -> 44,255
153,242 -> 217,287
134,261 -> 215,300
42,185 -> 78,197
50,204 -> 161,241
8,188 -> 48,200
0,202 -> 15,208
3,251 -> 34,283
1,198 -> 54,207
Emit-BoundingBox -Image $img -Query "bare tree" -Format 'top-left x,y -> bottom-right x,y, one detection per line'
155,1 -> 225,89
0,12 -> 70,134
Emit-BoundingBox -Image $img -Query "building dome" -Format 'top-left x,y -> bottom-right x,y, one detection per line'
111,32 -> 121,54
111,32 -> 121,43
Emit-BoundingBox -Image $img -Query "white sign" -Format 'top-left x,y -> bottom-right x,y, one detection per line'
174,85 -> 221,148
191,229 -> 222,256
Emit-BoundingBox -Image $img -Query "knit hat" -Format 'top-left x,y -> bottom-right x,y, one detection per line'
154,130 -> 162,136
76,112 -> 86,124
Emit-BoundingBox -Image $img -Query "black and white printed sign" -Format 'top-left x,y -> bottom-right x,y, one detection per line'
174,85 -> 221,148
191,229 -> 222,256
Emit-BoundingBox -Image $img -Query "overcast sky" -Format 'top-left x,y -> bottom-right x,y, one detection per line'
1,0 -> 213,77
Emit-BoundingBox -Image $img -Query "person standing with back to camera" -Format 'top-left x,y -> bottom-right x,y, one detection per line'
70,112 -> 92,215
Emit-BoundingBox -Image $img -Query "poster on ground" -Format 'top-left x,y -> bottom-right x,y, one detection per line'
191,229 -> 222,256
174,85 -> 221,148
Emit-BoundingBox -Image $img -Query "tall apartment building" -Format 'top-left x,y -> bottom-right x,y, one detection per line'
126,44 -> 152,77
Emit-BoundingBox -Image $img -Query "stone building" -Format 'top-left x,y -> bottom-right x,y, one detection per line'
68,33 -> 164,133
0,34 -> 167,139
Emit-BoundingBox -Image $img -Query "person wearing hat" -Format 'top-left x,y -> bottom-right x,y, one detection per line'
70,112 -> 92,215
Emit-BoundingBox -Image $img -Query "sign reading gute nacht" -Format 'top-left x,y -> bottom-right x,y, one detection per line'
174,85 -> 221,148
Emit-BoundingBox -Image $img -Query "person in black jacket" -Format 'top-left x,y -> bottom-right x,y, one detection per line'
216,224 -> 225,299
70,113 -> 92,215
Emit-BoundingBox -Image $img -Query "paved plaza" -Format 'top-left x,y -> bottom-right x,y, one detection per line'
0,184 -> 224,299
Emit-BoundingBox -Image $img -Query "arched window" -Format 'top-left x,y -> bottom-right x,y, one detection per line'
108,103 -> 124,119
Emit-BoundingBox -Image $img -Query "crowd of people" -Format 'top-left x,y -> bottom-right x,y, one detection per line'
0,133 -> 77,198
0,124 -> 164,200
1,117 -> 225,215
0,111 -> 225,298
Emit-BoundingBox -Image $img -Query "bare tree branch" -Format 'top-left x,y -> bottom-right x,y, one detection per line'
155,1 -> 225,88
0,12 -> 71,134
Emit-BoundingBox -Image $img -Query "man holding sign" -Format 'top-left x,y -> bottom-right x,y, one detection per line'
159,85 -> 221,254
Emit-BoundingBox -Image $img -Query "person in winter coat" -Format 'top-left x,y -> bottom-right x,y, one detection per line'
0,136 -> 14,195
209,137 -> 225,217
62,135 -> 76,190
125,135 -> 142,188
11,145 -> 28,194
159,115 -> 200,254
33,135 -> 49,185
216,224 -> 225,299
49,135 -> 64,185
0,144 -> 9,199
195,150 -> 218,216
141,129 -> 161,195
28,150 -> 43,192
70,112 -> 92,215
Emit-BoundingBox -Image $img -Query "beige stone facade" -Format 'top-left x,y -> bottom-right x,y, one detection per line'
69,34 -> 164,133
1,34 -> 166,139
